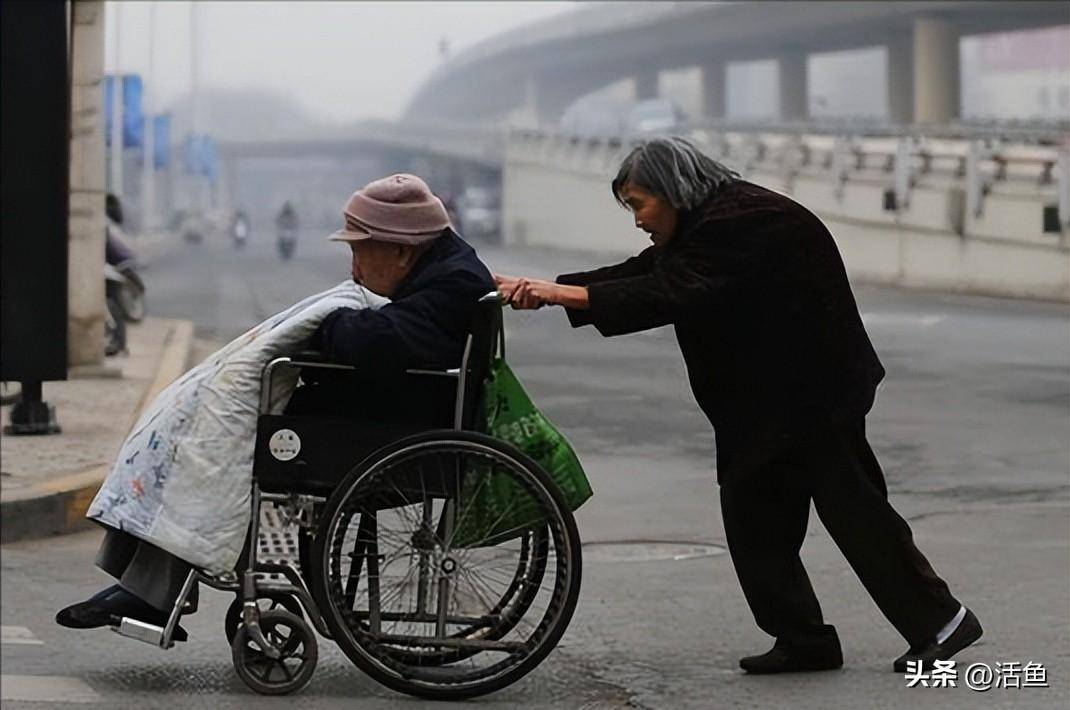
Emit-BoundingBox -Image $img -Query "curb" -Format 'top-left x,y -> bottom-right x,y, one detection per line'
0,320 -> 195,544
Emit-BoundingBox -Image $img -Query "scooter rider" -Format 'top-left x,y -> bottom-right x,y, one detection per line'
276,201 -> 299,258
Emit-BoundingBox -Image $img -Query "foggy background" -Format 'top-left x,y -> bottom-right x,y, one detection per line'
104,1 -> 576,137
102,1 -> 1069,239
107,1 -> 1070,141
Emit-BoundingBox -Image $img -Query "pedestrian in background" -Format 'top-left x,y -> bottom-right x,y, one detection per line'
496,137 -> 982,674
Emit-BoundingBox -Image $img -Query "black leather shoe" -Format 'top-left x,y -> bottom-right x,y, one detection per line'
893,608 -> 982,673
740,637 -> 843,674
56,585 -> 188,641
56,585 -> 125,628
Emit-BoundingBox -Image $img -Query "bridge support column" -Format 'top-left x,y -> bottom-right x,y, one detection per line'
886,31 -> 915,125
634,70 -> 659,101
777,51 -> 808,122
913,17 -> 960,124
522,72 -> 623,128
701,60 -> 726,119
521,74 -> 574,128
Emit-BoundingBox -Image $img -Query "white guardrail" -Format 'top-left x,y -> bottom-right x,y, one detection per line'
502,123 -> 1070,301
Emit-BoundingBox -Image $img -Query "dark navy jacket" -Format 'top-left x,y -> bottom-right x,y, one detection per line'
556,180 -> 885,483
285,229 -> 494,424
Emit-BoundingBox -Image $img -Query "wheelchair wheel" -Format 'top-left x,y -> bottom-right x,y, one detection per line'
310,431 -> 582,700
225,593 -> 305,647
333,521 -> 548,670
231,609 -> 317,695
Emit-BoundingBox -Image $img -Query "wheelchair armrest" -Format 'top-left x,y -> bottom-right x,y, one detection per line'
294,349 -> 329,362
286,351 -> 357,371
259,353 -> 358,414
405,367 -> 461,378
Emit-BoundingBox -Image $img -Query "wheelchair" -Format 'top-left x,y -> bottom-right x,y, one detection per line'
109,292 -> 583,700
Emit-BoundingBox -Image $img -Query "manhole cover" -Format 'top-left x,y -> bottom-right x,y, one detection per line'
582,540 -> 726,563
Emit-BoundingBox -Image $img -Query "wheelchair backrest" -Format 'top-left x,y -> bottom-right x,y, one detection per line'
457,291 -> 502,431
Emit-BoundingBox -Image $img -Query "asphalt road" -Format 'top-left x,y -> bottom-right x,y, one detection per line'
3,228 -> 1068,709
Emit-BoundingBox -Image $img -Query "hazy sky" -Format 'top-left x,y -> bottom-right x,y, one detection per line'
104,1 -> 576,124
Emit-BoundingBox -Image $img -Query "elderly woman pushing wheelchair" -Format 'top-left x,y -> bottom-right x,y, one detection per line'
497,136 -> 980,675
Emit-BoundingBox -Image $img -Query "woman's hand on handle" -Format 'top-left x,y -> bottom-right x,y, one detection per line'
510,279 -> 549,310
494,273 -> 589,311
494,273 -> 522,303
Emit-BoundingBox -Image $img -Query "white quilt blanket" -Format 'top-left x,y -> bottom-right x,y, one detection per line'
87,280 -> 388,573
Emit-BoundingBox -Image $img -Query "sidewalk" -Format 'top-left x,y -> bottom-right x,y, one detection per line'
0,317 -> 194,542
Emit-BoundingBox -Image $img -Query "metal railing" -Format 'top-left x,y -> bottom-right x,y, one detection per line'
506,123 -> 1070,230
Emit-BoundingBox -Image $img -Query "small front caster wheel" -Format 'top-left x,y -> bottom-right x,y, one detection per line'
231,609 -> 317,695
225,593 -> 305,647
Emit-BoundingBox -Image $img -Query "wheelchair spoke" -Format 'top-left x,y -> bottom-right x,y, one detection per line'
274,658 -> 295,683
447,492 -> 523,550
454,566 -> 500,615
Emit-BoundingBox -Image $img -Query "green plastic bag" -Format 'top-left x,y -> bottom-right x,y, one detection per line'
452,358 -> 593,547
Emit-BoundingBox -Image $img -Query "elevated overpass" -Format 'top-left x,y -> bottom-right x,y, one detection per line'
406,1 -> 1069,126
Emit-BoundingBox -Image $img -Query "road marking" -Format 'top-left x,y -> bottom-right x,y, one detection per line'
1,675 -> 100,703
1,625 -> 43,645
862,312 -> 945,327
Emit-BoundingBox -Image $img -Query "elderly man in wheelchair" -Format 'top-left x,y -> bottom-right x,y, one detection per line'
56,175 -> 583,699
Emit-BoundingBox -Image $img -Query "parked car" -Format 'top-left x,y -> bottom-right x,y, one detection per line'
625,98 -> 688,134
560,96 -> 687,139
559,97 -> 630,139
456,186 -> 501,242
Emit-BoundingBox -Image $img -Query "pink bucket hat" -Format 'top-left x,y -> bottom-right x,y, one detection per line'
328,173 -> 450,245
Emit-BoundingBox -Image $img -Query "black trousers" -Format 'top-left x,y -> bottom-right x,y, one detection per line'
95,526 -> 197,612
719,419 -> 960,650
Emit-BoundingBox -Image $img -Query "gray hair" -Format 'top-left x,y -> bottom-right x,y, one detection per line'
611,136 -> 739,211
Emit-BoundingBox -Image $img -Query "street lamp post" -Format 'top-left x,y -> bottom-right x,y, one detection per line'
141,1 -> 156,231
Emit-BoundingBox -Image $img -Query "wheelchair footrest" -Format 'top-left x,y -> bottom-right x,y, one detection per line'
110,617 -> 177,649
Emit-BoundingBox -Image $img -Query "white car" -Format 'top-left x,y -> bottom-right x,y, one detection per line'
457,187 -> 501,242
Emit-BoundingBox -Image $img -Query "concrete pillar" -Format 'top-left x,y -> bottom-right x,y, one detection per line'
514,74 -> 541,128
886,31 -> 915,125
913,17 -> 960,124
634,70 -> 659,101
108,6 -> 122,197
141,3 -> 157,230
68,0 -> 107,367
701,60 -> 727,119
777,51 -> 808,121
524,71 -> 625,128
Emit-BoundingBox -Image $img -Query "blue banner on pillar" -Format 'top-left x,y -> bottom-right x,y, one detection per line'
122,75 -> 143,149
183,134 -> 218,182
103,74 -> 144,149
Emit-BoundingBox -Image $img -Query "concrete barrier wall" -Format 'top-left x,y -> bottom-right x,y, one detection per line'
503,135 -> 1070,302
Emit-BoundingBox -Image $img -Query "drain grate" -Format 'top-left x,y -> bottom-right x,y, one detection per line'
582,540 -> 726,563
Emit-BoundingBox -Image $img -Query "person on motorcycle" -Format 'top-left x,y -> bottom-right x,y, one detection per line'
232,208 -> 251,247
276,201 -> 299,258
276,201 -> 298,231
